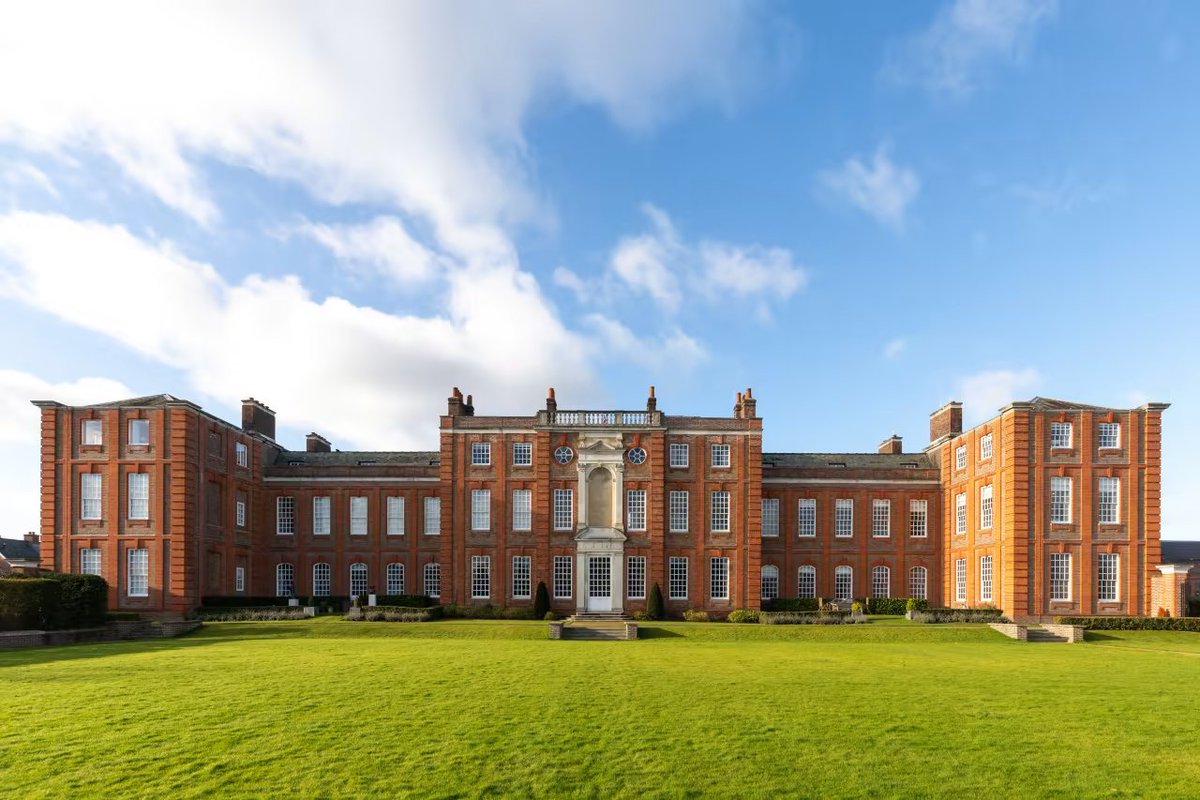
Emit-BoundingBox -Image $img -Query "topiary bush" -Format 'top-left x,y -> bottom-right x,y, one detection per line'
647,583 -> 665,621
533,581 -> 550,620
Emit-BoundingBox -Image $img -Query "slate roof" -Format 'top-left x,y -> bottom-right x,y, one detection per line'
1021,396 -> 1144,412
78,394 -> 190,408
272,451 -> 441,467
763,452 -> 934,469
0,538 -> 39,562
1161,541 -> 1200,563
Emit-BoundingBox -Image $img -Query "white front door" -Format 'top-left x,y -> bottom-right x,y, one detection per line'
587,555 -> 612,612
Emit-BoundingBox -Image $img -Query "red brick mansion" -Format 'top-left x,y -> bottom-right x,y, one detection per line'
31,387 -> 1178,620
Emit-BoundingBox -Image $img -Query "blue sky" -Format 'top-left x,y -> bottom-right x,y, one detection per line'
0,1 -> 1197,538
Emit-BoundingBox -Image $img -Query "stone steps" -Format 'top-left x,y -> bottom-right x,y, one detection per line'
1026,628 -> 1070,643
558,619 -> 638,641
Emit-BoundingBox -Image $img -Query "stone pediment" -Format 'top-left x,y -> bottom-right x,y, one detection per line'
576,433 -> 625,453
574,526 -> 626,542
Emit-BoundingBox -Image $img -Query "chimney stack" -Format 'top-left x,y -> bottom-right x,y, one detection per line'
546,387 -> 557,414
878,434 -> 903,455
241,398 -> 276,441
733,391 -> 744,419
646,385 -> 657,413
929,401 -> 963,442
742,387 -> 757,419
24,531 -> 39,543
306,433 -> 331,453
463,394 -> 474,416
448,387 -> 464,416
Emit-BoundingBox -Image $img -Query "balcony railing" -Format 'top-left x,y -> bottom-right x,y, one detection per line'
548,410 -> 654,426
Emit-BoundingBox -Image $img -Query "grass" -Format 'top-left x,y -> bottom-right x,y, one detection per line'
3,617 -> 1199,799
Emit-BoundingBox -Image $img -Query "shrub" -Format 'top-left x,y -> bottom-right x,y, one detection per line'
631,610 -> 652,622
682,608 -> 710,622
863,597 -> 924,615
0,578 -> 61,631
345,607 -> 433,622
201,595 -> 290,608
1190,598 -> 1200,618
727,609 -> 760,624
198,608 -> 309,621
1054,615 -> 1200,632
909,608 -> 1008,624
374,594 -> 432,608
503,607 -> 535,620
647,583 -> 665,621
543,611 -> 558,621
850,601 -> 863,614
533,581 -> 550,620
42,573 -> 108,627
761,597 -> 820,613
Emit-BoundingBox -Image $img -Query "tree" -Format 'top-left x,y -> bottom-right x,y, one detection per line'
648,582 -> 665,621
533,581 -> 550,619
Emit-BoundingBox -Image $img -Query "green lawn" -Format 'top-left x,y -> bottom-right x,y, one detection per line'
3,618 -> 1199,799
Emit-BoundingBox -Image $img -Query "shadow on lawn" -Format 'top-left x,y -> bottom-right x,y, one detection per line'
635,626 -> 684,639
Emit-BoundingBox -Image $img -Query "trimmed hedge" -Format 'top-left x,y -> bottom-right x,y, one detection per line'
1055,615 -> 1200,632
201,595 -> 290,608
910,608 -> 1007,624
862,596 -> 927,615
727,609 -> 760,624
440,604 -> 535,620
200,608 -> 309,621
761,611 -> 865,625
345,606 -> 439,622
0,574 -> 109,631
375,594 -> 433,608
761,597 -> 820,613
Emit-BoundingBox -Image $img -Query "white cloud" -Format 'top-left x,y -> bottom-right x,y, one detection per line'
0,2 -> 775,233
0,160 -> 59,201
958,367 -> 1041,423
1009,177 -> 1108,213
583,314 -> 707,372
819,145 -> 920,230
883,338 -> 907,359
553,266 -> 591,303
293,216 -> 443,286
0,211 -> 596,449
595,204 -> 806,314
886,0 -> 1057,97
0,370 -> 135,536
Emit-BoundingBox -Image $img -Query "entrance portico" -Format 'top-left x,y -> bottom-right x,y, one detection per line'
572,432 -> 628,614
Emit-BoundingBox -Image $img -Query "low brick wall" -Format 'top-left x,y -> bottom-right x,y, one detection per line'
625,622 -> 638,640
989,623 -> 1028,641
0,620 -> 201,650
547,622 -> 563,639
1041,624 -> 1085,643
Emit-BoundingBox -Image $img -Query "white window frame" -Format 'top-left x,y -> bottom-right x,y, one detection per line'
627,556 -> 646,600
312,496 -> 330,536
979,433 -> 993,461
627,489 -> 647,531
127,548 -> 149,597
471,489 -> 491,531
669,490 -> 688,533
471,555 -> 491,599
80,548 -> 102,576
1050,476 -> 1072,523
710,491 -> 730,533
82,419 -> 102,445
979,555 -> 993,603
762,498 -> 779,538
350,496 -> 368,536
276,496 -> 295,535
669,443 -> 689,468
760,565 -> 779,601
128,472 -> 149,520
553,489 -> 573,531
955,558 -> 966,603
512,489 -> 532,531
980,484 -> 993,530
235,566 -> 245,593
235,442 -> 249,468
909,499 -> 927,538
711,443 -> 731,468
1098,422 -> 1120,449
1098,552 -> 1119,602
955,445 -> 966,470
128,418 -> 150,446
275,563 -> 294,597
798,565 -> 816,598
236,499 -> 246,528
424,563 -> 441,598
350,562 -> 368,597
81,473 -> 102,521
424,496 -> 441,535
798,498 -> 816,537
908,566 -> 927,600
872,565 -> 890,598
511,556 -> 532,599
1098,477 -> 1120,524
710,557 -> 729,601
386,496 -> 405,536
312,562 -> 331,596
386,562 -> 405,595
1051,421 -> 1073,449
834,565 -> 853,602
554,555 -> 573,599
512,442 -> 532,467
872,499 -> 890,538
1049,552 -> 1071,601
955,492 -> 966,535
668,556 -> 688,600
835,498 -> 853,538
471,441 -> 491,466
